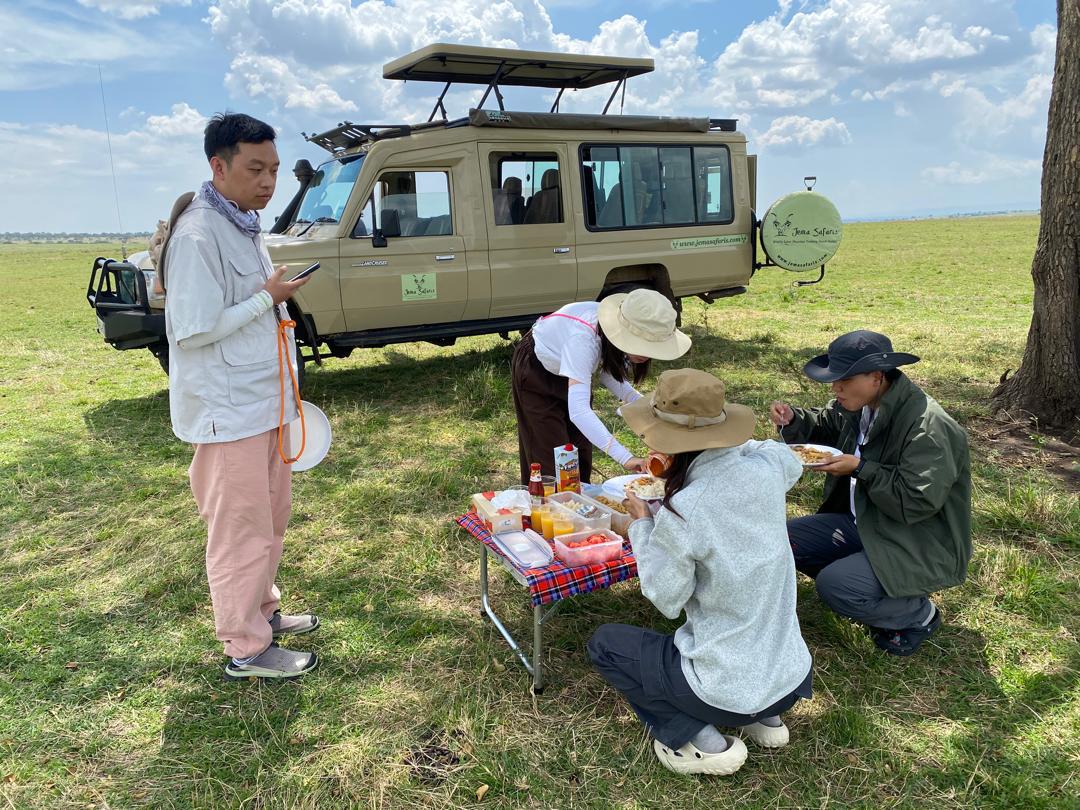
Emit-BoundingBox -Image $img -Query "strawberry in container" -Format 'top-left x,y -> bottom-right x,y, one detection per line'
554,528 -> 624,567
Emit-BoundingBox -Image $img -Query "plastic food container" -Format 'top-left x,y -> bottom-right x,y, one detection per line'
547,491 -> 612,532
554,528 -> 625,567
491,528 -> 554,570
586,493 -> 633,538
471,492 -> 525,534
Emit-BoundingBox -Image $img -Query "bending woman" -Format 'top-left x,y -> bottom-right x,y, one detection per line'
588,368 -> 812,776
511,289 -> 690,484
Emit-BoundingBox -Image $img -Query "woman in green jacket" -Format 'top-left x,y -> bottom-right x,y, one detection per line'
771,330 -> 971,656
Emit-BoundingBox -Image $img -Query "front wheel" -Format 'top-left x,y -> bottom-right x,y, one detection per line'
294,343 -> 306,397
151,345 -> 169,376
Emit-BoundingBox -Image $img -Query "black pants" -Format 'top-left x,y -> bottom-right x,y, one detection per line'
787,513 -> 932,630
588,623 -> 812,750
511,331 -> 593,485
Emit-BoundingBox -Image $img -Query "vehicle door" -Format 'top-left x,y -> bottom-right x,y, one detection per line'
340,161 -> 467,331
479,143 -> 577,318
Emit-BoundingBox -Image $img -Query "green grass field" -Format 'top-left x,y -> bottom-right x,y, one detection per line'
1,215 -> 1077,809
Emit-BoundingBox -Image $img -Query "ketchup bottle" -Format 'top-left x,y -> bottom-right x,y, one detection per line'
527,463 -> 545,504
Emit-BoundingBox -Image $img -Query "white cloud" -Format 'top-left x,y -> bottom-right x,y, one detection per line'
0,4 -> 203,90
76,0 -> 193,20
758,115 -> 852,152
921,154 -> 1041,185
0,104 -> 211,232
146,102 -> 207,137
224,53 -> 358,113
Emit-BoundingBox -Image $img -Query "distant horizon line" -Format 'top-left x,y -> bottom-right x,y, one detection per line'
1,208 -> 1041,239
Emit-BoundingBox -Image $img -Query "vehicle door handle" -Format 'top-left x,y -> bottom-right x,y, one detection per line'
553,247 -> 571,254
435,254 -> 456,262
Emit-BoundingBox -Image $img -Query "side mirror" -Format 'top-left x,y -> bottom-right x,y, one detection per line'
372,230 -> 388,249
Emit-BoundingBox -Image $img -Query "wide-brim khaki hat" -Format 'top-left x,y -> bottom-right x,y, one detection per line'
597,289 -> 691,361
622,368 -> 757,454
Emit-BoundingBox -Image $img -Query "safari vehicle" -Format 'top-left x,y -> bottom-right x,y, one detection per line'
88,44 -> 842,386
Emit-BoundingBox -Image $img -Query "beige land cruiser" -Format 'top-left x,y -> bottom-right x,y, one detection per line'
88,44 -> 842,387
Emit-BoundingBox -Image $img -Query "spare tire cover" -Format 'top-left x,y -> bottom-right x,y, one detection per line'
760,191 -> 843,272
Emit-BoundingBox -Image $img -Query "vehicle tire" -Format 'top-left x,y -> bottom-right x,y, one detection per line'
154,346 -> 169,376
295,343 -> 306,397
598,281 -> 651,300
599,282 -> 682,326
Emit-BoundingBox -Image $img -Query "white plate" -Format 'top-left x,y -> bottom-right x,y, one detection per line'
790,443 -> 842,468
603,473 -> 665,501
287,401 -> 332,472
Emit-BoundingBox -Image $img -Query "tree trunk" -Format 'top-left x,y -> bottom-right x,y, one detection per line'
991,0 -> 1080,433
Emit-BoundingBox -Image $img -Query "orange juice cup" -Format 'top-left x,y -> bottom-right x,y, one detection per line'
541,476 -> 557,497
532,506 -> 550,539
540,515 -> 556,541
552,517 -> 576,537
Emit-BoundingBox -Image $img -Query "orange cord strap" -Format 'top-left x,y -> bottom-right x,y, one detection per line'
276,319 -> 305,464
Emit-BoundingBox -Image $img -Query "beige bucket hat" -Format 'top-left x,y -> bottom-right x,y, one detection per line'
622,368 -> 757,454
597,289 -> 691,361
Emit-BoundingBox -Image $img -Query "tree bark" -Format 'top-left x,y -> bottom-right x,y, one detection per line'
991,0 -> 1080,433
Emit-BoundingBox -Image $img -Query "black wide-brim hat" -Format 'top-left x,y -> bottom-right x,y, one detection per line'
804,330 -> 920,383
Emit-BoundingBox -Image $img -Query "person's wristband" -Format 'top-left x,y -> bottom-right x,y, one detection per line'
852,457 -> 867,478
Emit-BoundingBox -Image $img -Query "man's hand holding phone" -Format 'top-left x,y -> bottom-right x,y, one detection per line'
263,263 -> 317,304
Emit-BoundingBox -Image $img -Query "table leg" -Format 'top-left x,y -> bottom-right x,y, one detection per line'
532,604 -> 544,694
479,545 -> 536,679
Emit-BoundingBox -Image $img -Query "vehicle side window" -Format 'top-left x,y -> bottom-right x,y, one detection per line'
695,147 -> 734,223
488,153 -> 563,225
354,170 -> 452,238
581,144 -> 733,230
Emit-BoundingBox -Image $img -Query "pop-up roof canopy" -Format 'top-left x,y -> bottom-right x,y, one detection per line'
384,43 -> 654,120
301,44 -> 735,153
383,43 -> 654,89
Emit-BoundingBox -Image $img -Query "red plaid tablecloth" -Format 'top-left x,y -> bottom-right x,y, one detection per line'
456,512 -> 638,607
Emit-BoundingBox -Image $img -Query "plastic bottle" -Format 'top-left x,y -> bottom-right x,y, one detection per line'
528,463 -> 545,504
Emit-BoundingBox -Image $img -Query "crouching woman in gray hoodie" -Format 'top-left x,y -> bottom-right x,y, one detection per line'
588,369 -> 812,776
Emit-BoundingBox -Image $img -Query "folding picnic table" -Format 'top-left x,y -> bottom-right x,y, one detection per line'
456,512 -> 638,693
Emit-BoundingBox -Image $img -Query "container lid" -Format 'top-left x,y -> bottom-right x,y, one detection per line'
491,529 -> 554,570
760,191 -> 843,272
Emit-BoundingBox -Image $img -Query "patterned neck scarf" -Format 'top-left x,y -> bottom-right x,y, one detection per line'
199,181 -> 261,238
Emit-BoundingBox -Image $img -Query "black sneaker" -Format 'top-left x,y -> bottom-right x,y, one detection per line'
873,609 -> 942,657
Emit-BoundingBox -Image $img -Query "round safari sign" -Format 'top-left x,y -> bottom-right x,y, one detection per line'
760,191 -> 843,272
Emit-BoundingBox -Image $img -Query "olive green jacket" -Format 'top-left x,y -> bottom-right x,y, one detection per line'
785,373 -> 972,597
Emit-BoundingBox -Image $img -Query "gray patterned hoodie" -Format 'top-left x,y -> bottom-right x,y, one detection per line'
628,440 -> 812,714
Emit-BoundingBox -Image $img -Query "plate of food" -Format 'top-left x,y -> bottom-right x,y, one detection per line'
790,443 -> 842,468
603,474 -> 666,501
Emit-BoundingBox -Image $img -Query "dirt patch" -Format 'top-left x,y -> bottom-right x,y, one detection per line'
971,416 -> 1080,490
402,728 -> 463,785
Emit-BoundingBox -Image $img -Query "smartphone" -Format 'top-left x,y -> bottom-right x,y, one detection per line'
289,261 -> 320,282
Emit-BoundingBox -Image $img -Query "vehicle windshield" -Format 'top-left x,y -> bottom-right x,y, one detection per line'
294,155 -> 364,225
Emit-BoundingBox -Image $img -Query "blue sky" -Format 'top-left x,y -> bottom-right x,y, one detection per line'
0,0 -> 1058,232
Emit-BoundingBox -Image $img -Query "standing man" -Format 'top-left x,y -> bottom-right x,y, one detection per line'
164,112 -> 319,680
771,331 -> 971,656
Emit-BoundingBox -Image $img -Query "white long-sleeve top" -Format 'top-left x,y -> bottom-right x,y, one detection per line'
531,302 -> 641,465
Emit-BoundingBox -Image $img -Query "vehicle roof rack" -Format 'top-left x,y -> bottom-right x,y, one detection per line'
383,43 -> 655,120
302,119 -> 452,153
467,109 -> 714,133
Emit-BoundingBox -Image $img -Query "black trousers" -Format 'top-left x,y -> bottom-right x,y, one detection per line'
588,623 -> 812,750
511,331 -> 593,485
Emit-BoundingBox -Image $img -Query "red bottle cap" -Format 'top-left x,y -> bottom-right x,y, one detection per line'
564,443 -> 574,450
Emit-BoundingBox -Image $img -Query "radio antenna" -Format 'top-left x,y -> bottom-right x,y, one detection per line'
98,65 -> 127,259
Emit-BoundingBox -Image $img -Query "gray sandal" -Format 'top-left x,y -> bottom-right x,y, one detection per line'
269,611 -> 320,638
224,643 -> 318,681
